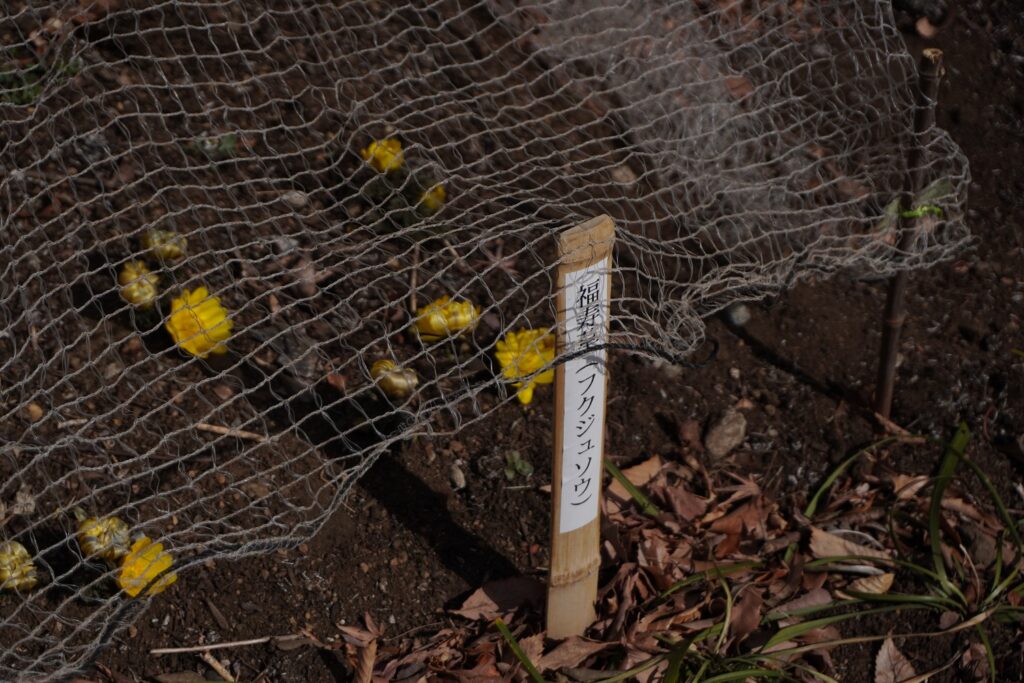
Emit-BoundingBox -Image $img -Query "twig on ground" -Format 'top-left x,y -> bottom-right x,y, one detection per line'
151,636 -> 277,655
200,651 -> 235,682
409,242 -> 421,313
56,418 -> 88,429
196,422 -> 268,442
872,412 -> 926,443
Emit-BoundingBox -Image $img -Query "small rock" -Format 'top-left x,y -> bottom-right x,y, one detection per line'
281,189 -> 308,209
915,16 -> 939,39
611,164 -> 638,186
724,303 -> 751,327
297,543 -> 309,555
359,562 -> 370,573
11,485 -> 35,516
212,384 -> 234,401
25,402 -> 44,422
449,463 -> 467,491
704,409 -> 747,457
729,367 -> 741,380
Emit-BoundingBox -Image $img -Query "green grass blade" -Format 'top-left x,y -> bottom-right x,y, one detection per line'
659,561 -> 761,599
702,669 -> 784,682
596,654 -> 666,683
784,438 -> 895,562
929,422 -> 970,599
494,618 -> 546,683
843,590 -> 962,612
762,605 -> 910,650
976,625 -> 996,683
604,459 -> 662,517
955,452 -> 1024,550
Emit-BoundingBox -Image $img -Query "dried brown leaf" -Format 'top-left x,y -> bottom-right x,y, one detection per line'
661,484 -> 708,521
890,474 -> 929,501
809,527 -> 891,562
451,577 -> 544,621
875,637 -> 917,683
849,572 -> 895,595
768,587 -> 832,627
537,637 -> 612,672
518,633 -> 544,668
606,455 -> 663,514
709,498 -> 767,538
728,589 -> 764,643
354,639 -> 378,683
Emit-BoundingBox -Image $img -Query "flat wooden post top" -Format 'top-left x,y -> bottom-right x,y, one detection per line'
558,214 -> 615,267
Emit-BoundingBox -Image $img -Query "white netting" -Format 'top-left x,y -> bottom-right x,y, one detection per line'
0,0 -> 967,679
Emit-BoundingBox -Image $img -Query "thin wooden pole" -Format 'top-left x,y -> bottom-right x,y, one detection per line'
547,215 -> 615,639
875,49 -> 944,419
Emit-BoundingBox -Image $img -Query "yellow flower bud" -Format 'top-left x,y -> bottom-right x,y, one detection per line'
118,260 -> 159,308
165,286 -> 232,358
414,296 -> 480,343
495,329 -> 555,405
418,183 -> 446,213
371,359 -> 418,400
360,138 -> 403,173
0,541 -> 37,591
142,229 -> 187,261
117,536 -> 177,597
75,509 -> 131,562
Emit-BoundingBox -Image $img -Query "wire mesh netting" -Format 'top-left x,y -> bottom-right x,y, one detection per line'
0,0 -> 968,679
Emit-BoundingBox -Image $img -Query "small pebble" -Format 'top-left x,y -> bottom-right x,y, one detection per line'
724,303 -> 751,327
281,189 -> 308,209
25,402 -> 44,422
704,408 -> 748,458
449,463 -> 467,491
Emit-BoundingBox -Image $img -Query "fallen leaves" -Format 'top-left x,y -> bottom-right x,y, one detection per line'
809,527 -> 892,562
848,572 -> 895,596
451,577 -> 544,622
875,637 -> 917,683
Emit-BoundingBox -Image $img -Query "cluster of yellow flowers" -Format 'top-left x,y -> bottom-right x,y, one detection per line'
0,541 -> 37,591
495,328 -> 555,405
415,296 -> 480,343
370,293 -> 553,406
361,137 -> 447,215
75,510 -> 178,597
114,226 -> 234,358
1,512 -> 177,598
164,286 -> 232,358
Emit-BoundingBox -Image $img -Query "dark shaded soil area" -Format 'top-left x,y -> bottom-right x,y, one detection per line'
10,0 -> 1020,680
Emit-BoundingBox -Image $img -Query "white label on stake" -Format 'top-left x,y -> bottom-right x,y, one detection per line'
558,256 -> 610,534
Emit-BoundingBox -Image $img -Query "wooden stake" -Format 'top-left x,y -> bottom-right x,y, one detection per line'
875,49 -> 944,419
547,215 -> 615,638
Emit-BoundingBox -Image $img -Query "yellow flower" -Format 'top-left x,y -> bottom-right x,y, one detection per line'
75,509 -> 131,562
418,183 -> 446,212
165,286 -> 232,358
117,536 -> 177,597
0,541 -> 37,591
495,329 -> 555,405
371,359 -> 418,400
360,138 -> 403,173
415,296 -> 480,343
142,229 -> 187,261
118,260 -> 159,308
